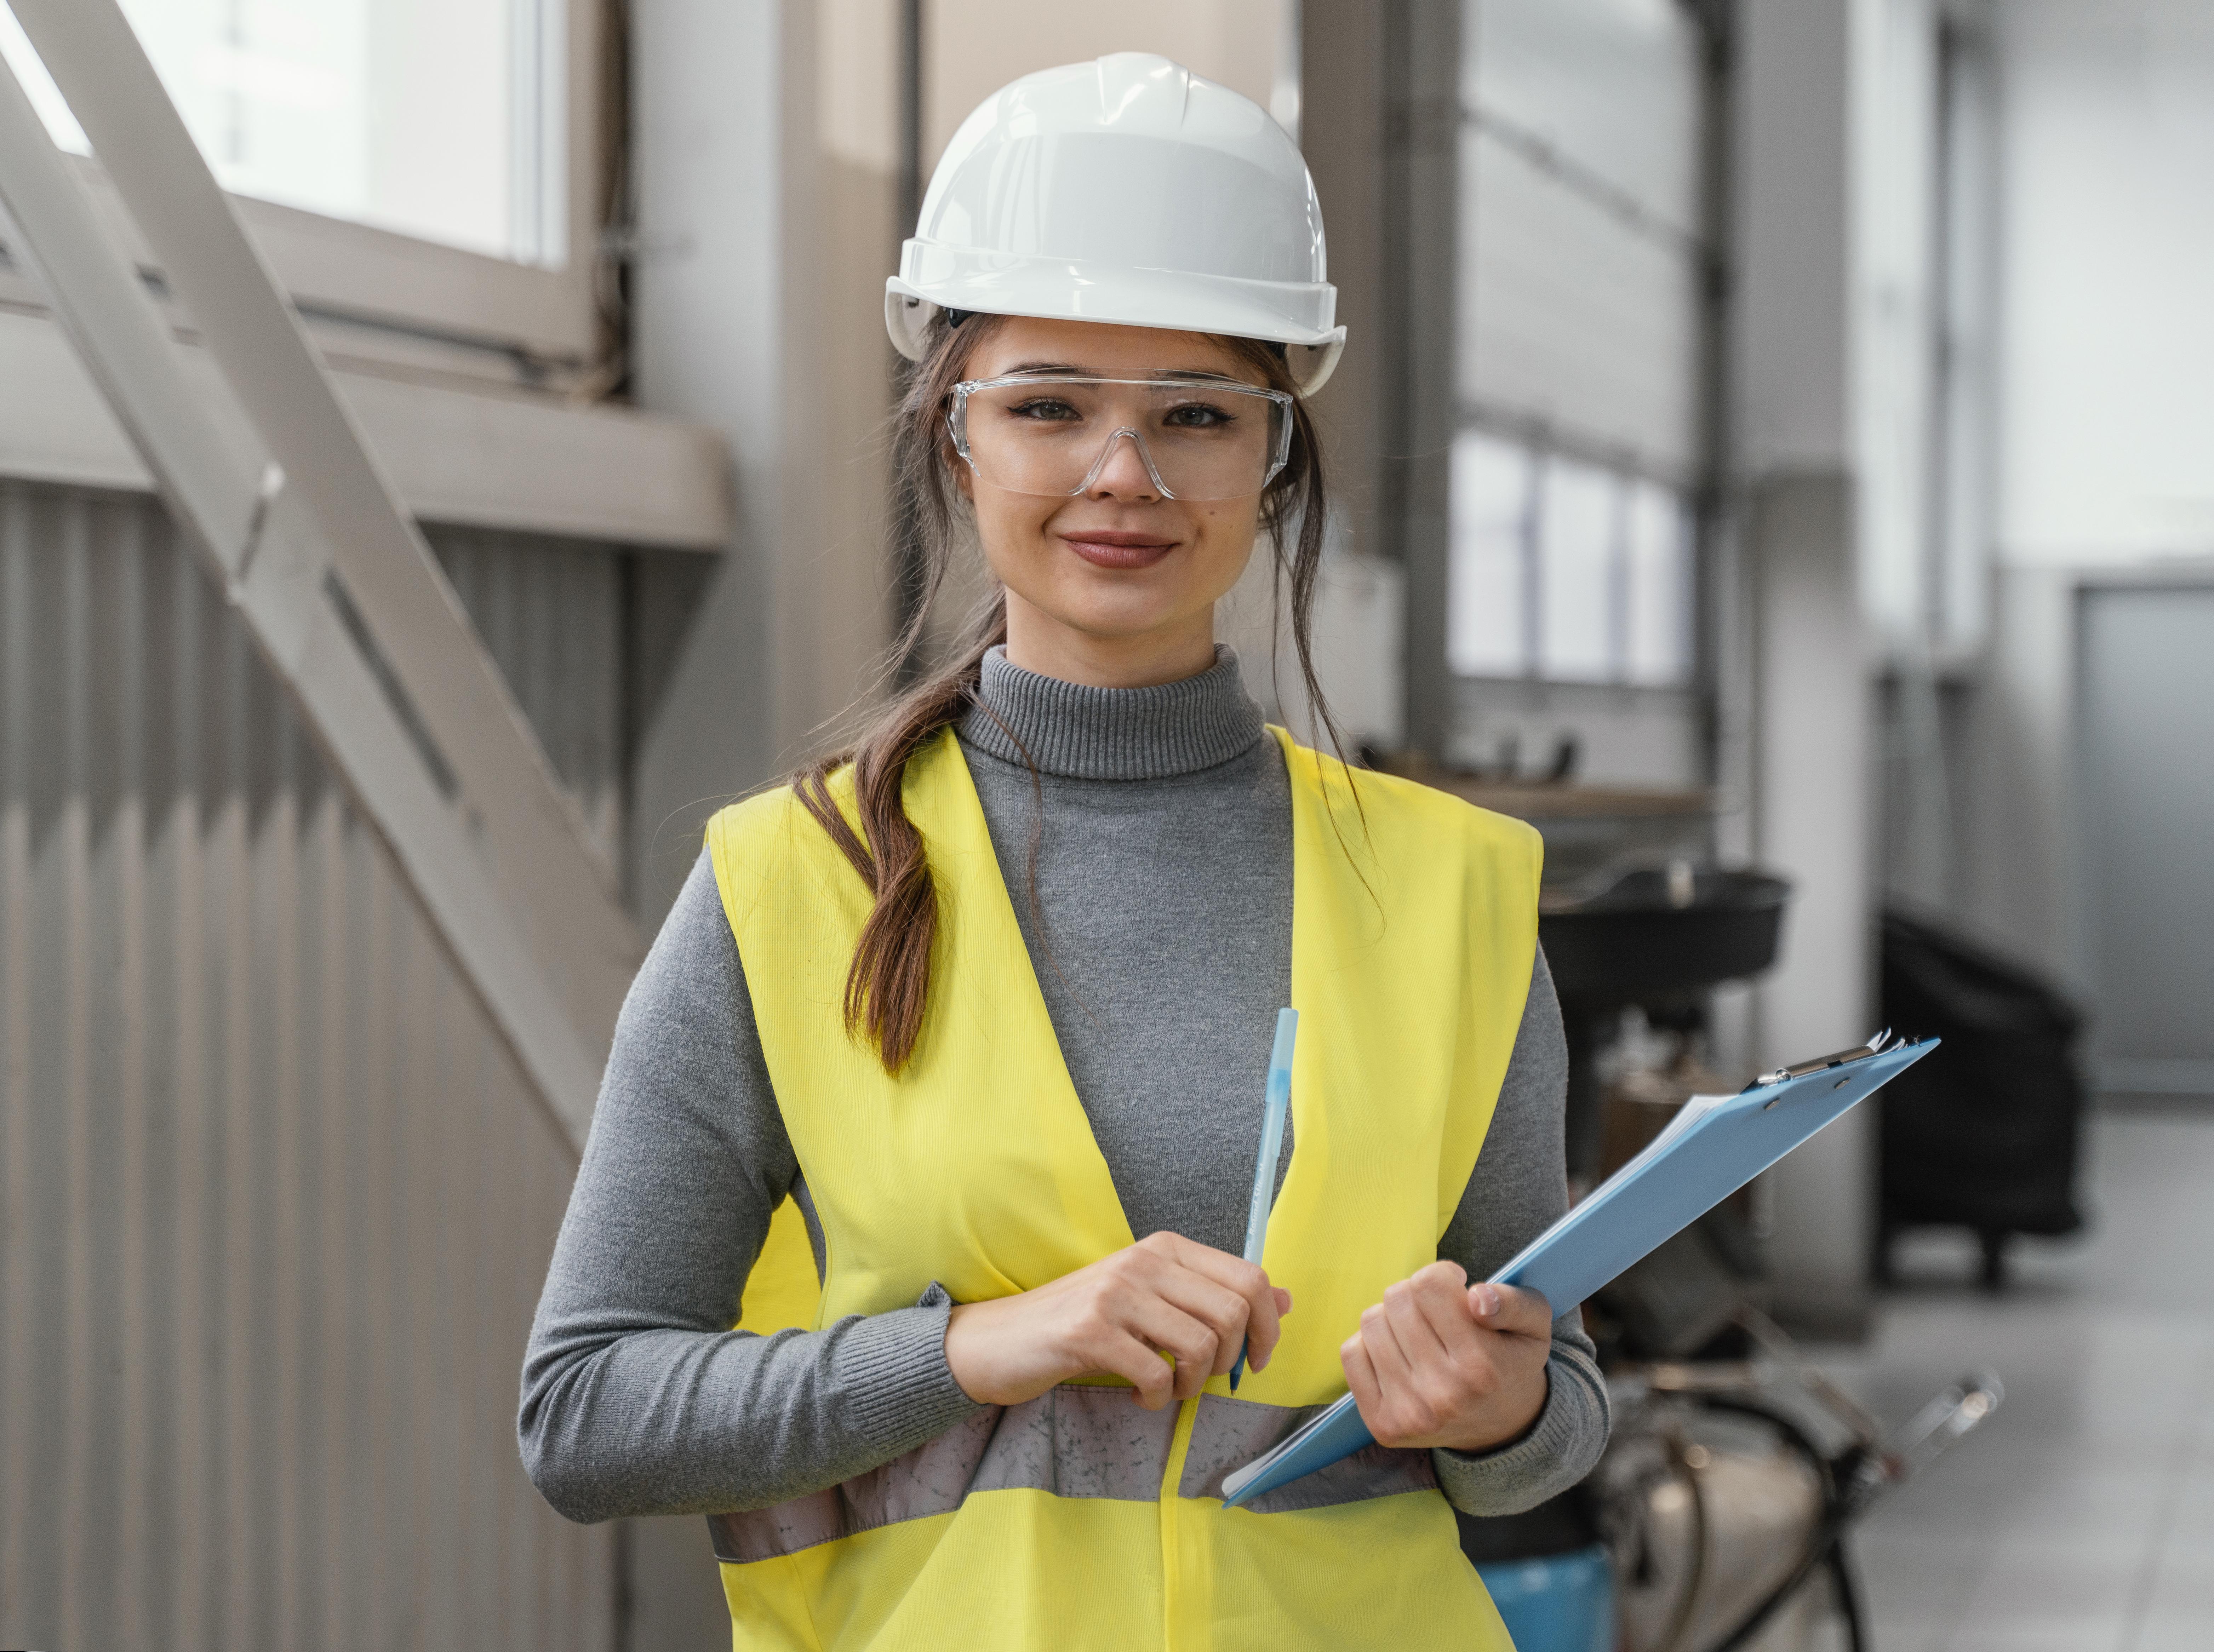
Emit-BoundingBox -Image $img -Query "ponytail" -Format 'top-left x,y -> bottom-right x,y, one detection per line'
793,601 -> 1004,1074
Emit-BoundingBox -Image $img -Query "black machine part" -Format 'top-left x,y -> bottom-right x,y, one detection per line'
1878,907 -> 2087,1287
1542,864 -> 1792,1182
1541,864 -> 1792,1008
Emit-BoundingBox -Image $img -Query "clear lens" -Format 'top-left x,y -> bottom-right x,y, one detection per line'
951,375 -> 1292,501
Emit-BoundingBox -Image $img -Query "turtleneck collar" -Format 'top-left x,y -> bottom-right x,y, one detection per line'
957,645 -> 1266,781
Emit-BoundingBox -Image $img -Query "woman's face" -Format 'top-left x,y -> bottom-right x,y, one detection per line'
953,316 -> 1271,688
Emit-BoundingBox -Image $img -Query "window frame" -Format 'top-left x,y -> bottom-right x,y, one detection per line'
1447,419 -> 1699,691
0,0 -> 605,369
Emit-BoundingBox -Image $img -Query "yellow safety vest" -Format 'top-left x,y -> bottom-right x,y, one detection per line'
705,727 -> 1540,1651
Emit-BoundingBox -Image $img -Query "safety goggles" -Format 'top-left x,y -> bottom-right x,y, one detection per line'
947,373 -> 1295,501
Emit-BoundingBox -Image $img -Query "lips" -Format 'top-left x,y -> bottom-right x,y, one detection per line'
1058,530 -> 1178,570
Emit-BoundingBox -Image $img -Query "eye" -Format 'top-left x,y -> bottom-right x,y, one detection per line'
1007,397 -> 1082,422
1162,400 -> 1238,430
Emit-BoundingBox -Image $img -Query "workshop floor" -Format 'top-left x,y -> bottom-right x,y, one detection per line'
1812,1107 -> 2214,1652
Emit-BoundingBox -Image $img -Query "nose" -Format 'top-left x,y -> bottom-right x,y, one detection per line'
1084,429 -> 1163,501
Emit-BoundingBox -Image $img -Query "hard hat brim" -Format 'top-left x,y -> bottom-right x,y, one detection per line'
886,259 -> 1346,395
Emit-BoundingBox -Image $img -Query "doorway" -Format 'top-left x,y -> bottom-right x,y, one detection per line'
2077,584 -> 2214,1100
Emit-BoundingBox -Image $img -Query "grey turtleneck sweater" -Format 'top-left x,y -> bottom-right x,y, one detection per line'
520,647 -> 1608,1525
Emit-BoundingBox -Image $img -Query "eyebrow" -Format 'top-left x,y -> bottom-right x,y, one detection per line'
995,362 -> 1258,385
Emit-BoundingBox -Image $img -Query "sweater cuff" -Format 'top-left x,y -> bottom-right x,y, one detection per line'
1431,1349 -> 1608,1517
830,1282 -> 988,1460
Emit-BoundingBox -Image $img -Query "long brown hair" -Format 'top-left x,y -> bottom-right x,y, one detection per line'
796,311 -> 1350,1072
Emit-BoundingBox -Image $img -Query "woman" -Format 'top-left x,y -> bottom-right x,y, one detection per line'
522,54 -> 1606,1648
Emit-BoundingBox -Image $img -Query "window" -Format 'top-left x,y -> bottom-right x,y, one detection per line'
1623,477 -> 1692,687
1538,455 -> 1616,682
1448,429 -> 1692,688
1448,431 -> 1531,678
0,0 -> 595,360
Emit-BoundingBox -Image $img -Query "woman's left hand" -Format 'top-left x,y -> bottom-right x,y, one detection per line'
1340,1262 -> 1553,1453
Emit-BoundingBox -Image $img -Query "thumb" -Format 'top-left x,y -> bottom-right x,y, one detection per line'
1469,1280 -> 1554,1336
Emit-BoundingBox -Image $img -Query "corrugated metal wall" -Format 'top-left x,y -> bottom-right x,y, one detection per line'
0,481 -> 623,1652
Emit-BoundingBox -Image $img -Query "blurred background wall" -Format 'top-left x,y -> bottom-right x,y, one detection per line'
1949,0 -> 2214,1103
2,0 -> 2210,1646
0,495 -> 623,1648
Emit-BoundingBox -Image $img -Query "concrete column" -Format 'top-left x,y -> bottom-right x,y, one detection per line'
1293,0 -> 1454,758
1384,0 -> 1462,760
1299,0 -> 1387,566
1731,0 -> 1876,1334
624,0 -> 801,923
1747,475 -> 1874,1332
627,0 -> 896,927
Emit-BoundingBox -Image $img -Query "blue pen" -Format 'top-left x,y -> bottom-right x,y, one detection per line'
1229,1008 -> 1298,1391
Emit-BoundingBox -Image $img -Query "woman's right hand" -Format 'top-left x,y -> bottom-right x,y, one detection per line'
943,1232 -> 1293,1410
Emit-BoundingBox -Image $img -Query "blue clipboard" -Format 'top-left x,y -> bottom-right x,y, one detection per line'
1218,1035 -> 1939,1509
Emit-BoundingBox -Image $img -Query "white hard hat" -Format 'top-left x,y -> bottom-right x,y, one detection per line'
885,53 -> 1346,394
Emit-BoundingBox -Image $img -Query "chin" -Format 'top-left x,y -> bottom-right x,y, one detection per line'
1057,607 -> 1189,643
1035,572 -> 1183,624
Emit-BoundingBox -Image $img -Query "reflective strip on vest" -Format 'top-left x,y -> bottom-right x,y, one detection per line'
707,1390 -> 1437,1564
705,728 -> 1540,1650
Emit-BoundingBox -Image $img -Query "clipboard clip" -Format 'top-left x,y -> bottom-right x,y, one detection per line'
1747,1028 -> 1897,1090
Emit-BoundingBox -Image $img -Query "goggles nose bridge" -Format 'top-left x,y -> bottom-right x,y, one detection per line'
1074,425 -> 1178,501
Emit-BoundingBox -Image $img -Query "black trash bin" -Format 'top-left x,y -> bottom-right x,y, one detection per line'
1877,907 -> 2087,1287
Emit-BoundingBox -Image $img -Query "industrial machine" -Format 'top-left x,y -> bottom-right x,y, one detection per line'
1471,1312 -> 2003,1652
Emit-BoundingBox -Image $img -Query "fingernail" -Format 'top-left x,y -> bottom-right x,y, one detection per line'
1475,1285 -> 1500,1317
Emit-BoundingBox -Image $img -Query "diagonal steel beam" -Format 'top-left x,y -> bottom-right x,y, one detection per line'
0,7 -> 643,1148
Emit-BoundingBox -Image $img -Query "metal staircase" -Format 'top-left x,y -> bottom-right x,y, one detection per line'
0,0 -> 642,1148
